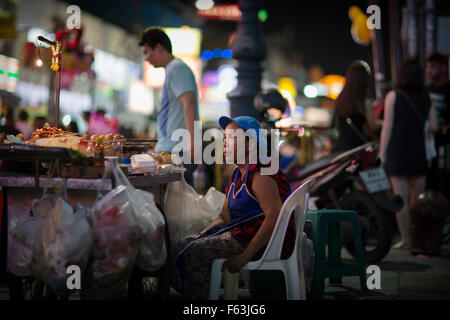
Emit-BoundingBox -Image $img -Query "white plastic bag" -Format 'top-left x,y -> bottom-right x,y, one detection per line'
164,176 -> 221,256
8,211 -> 45,277
31,198 -> 93,292
84,159 -> 167,298
110,160 -> 167,272
204,187 -> 226,216
134,190 -> 167,272
84,184 -> 142,299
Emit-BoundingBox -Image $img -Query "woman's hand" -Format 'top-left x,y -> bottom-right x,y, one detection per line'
222,253 -> 249,274
185,232 -> 204,242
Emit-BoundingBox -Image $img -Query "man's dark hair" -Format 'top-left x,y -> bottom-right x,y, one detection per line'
83,111 -> 91,121
396,59 -> 425,91
18,110 -> 28,121
139,27 -> 172,54
35,116 -> 46,122
426,52 -> 448,68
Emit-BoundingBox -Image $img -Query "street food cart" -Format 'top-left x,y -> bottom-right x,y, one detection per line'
0,141 -> 182,300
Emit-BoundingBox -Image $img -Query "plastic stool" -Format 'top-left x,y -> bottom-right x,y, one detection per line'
306,209 -> 367,299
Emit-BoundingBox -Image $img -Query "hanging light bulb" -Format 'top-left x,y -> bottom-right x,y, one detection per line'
35,58 -> 43,67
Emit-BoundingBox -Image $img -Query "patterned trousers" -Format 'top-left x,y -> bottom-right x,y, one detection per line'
172,231 -> 244,299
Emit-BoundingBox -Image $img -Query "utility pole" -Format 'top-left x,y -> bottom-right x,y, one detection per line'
227,0 -> 266,119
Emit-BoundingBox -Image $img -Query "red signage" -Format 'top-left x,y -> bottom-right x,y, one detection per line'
196,4 -> 242,21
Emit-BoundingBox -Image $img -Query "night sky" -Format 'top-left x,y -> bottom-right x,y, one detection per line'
67,0 -> 375,75
260,0 -> 373,75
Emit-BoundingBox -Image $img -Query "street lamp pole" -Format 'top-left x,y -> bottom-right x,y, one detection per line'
227,0 -> 266,119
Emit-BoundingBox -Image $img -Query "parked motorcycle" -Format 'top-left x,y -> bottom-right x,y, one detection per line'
287,142 -> 403,263
255,89 -> 403,263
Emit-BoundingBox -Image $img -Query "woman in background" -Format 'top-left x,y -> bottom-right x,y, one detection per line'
332,60 -> 379,152
380,60 -> 437,249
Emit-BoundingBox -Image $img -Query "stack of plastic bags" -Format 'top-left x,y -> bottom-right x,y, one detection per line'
82,158 -> 167,299
31,199 -> 93,293
7,159 -> 168,299
82,184 -> 142,299
7,182 -> 93,294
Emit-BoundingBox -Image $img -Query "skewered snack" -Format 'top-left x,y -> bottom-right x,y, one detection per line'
31,126 -> 65,139
148,152 -> 172,165
81,134 -> 125,141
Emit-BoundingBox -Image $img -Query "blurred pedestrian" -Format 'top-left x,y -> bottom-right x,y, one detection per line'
331,60 -> 378,152
425,53 -> 450,200
379,59 -> 438,249
65,121 -> 79,133
15,110 -> 33,140
0,107 -> 20,138
88,108 -> 119,136
81,111 -> 91,134
139,26 -> 199,186
33,116 -> 47,130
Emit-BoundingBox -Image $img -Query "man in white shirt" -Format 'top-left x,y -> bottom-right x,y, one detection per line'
139,27 -> 199,186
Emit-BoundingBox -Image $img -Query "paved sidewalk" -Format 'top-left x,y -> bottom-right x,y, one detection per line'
1,241 -> 449,300
320,242 -> 450,300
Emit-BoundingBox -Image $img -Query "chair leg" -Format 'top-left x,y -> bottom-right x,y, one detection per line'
311,217 -> 326,299
209,259 -> 224,300
223,270 -> 240,300
297,259 -> 307,300
328,221 -> 342,285
285,262 -> 302,300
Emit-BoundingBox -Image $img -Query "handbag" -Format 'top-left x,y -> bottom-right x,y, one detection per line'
397,90 -> 437,161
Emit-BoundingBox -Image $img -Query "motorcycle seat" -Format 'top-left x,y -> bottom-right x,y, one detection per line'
290,153 -> 337,180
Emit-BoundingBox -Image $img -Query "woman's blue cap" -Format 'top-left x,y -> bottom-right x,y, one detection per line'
218,116 -> 260,139
218,116 -> 264,144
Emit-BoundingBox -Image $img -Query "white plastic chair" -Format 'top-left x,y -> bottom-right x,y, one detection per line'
208,179 -> 314,300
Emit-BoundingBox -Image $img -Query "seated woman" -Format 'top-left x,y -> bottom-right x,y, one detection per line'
174,115 -> 296,299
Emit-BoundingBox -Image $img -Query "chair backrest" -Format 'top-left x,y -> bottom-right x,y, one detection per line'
258,178 -> 314,262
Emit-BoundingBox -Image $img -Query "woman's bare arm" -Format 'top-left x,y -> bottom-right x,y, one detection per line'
365,99 -> 379,132
428,104 -> 438,133
222,173 -> 282,272
379,90 -> 396,164
195,197 -> 231,238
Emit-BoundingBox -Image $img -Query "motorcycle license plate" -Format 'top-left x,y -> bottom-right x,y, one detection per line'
359,168 -> 391,193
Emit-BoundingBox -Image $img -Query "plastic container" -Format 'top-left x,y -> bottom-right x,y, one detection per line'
120,157 -> 132,175
130,154 -> 157,173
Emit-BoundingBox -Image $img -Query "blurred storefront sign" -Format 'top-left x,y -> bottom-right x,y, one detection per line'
128,80 -> 154,115
0,55 -> 19,92
15,81 -> 92,114
166,27 -> 202,57
196,4 -> 242,21
93,48 -> 139,91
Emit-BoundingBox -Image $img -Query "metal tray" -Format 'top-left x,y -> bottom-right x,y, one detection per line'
0,143 -> 71,161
